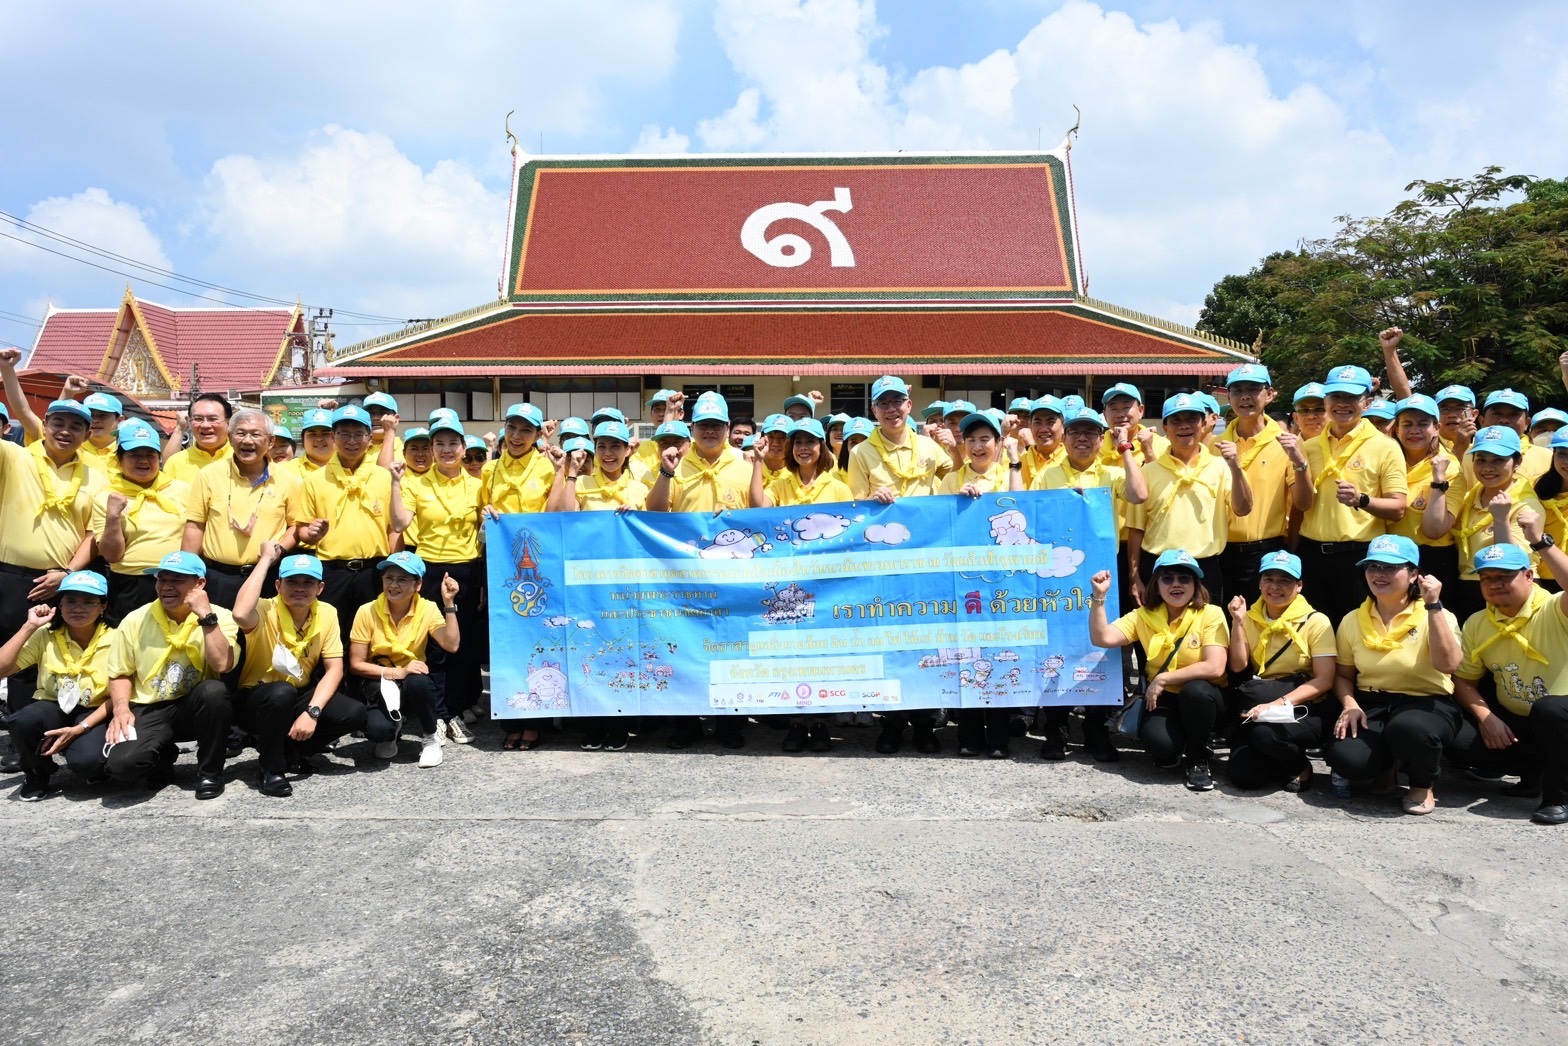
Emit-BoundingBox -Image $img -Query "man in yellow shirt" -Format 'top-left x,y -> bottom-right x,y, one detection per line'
1019,396 -> 1066,488
103,551 -> 240,799
847,376 -> 953,503
182,408 -> 302,609
363,391 -> 404,467
92,418 -> 189,618
164,393 -> 235,482
1299,365 -> 1409,626
632,389 -> 685,475
481,402 -> 554,516
71,386 -> 126,474
1217,364 -> 1313,605
1100,382 -> 1169,467
1480,388 -> 1553,482
295,404 -> 394,649
232,545 -> 361,797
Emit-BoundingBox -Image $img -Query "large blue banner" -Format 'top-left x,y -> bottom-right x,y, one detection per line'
485,490 -> 1121,718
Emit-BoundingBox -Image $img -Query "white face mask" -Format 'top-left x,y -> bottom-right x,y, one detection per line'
271,643 -> 305,685
379,673 -> 403,721
1254,703 -> 1308,724
56,678 -> 82,714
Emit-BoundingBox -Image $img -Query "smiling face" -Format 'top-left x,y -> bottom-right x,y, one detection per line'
58,591 -> 106,631
1362,559 -> 1415,601
1154,568 -> 1197,611
872,392 -> 910,436
1396,411 -> 1438,458
332,422 -> 370,467
43,412 -> 89,456
692,420 -> 730,459
1064,420 -> 1103,465
1482,404 -> 1527,434
1227,382 -> 1272,420
594,436 -> 629,473
763,430 -> 788,463
790,432 -> 825,471
269,441 -> 295,462
728,420 -> 755,447
189,401 -> 229,452
1030,411 -> 1064,452
230,416 -> 273,467
1293,399 -> 1326,438
88,410 -> 120,447
963,425 -> 998,465
432,432 -> 464,471
1258,569 -> 1302,612
119,446 -> 161,485
302,427 -> 335,465
1325,391 -> 1364,434
380,565 -> 419,604
504,416 -> 539,454
1103,394 -> 1142,429
1163,411 -> 1203,448
277,573 -> 324,610
154,571 -> 202,613
1471,450 -> 1518,491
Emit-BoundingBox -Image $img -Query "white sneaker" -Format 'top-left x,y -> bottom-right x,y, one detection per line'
418,734 -> 443,768
433,719 -> 449,746
374,741 -> 398,760
447,717 -> 474,744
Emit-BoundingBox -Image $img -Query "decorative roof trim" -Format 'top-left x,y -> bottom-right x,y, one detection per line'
101,288 -> 182,393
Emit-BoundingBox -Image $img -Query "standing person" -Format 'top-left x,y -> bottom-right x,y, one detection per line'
1363,400 -> 1396,436
295,404 -> 394,651
0,571 -> 116,800
1019,396 -> 1066,488
1129,392 -> 1253,607
269,426 -> 297,464
824,414 -> 848,468
462,436 -> 488,477
1532,429 -> 1568,591
394,417 -> 485,746
1297,366 -> 1409,627
1099,383 -> 1168,466
1451,517 -> 1568,825
92,419 -> 189,619
757,414 -> 792,487
1291,383 -> 1328,441
848,376 -> 953,754
398,427 -> 433,551
1224,551 -> 1337,792
1032,407 -> 1148,761
837,417 -> 873,473
362,391 -> 403,466
1216,365 -> 1313,606
294,408 -> 337,475
1479,389 -> 1553,482
481,403 -> 553,515
347,551 -> 460,769
728,416 -> 757,448
1324,535 -> 1462,813
102,552 -> 240,799
231,546 -> 362,796
163,392 -> 234,483
632,389 -> 685,477
69,385 -> 126,474
750,418 -> 850,509
182,409 -> 301,609
782,393 -> 817,421
1386,396 -> 1463,602
1087,550 -> 1230,791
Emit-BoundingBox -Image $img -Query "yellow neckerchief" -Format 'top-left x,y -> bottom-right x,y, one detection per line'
866,427 -> 932,489
1355,597 -> 1425,652
274,596 -> 324,674
1470,586 -> 1551,665
1028,443 -> 1065,469
50,623 -> 112,700
111,471 -> 180,518
774,469 -> 839,505
1455,475 -> 1532,563
1099,425 -> 1153,466
1154,446 -> 1220,514
1313,419 -> 1379,487
1247,594 -> 1314,667
145,602 -> 206,681
327,459 -> 376,527
29,441 -> 85,518
1223,415 -> 1281,470
1135,604 -> 1196,669
1403,449 -> 1443,495
489,447 -> 551,503
959,459 -> 1010,493
424,467 -> 478,526
683,447 -> 738,499
763,462 -> 790,486
371,593 -> 430,664
1056,456 -> 1113,489
586,465 -> 635,506
1543,493 -> 1568,537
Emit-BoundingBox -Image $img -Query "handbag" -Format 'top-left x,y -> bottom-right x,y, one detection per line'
1114,622 -> 1192,741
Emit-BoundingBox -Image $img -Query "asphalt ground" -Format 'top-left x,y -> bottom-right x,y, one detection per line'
2,714 -> 1566,1045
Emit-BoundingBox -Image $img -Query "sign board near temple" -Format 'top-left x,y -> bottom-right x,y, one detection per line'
505,151 -> 1084,303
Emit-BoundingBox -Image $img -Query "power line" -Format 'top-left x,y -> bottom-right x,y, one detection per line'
0,307 -> 43,326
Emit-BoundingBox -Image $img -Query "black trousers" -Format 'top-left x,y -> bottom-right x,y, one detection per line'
955,707 -> 1011,751
1227,705 -> 1332,789
235,682 -> 366,774
1296,538 -> 1369,630
1533,696 -> 1568,807
1040,705 -> 1115,746
202,560 -> 278,610
105,680 -> 234,781
319,560 -> 378,653
107,572 -> 158,621
420,560 -> 482,718
1324,690 -> 1463,789
358,674 -> 438,739
1138,550 -> 1225,607
1219,537 -> 1287,609
1140,680 -> 1226,765
0,562 -> 47,705
6,696 -> 109,781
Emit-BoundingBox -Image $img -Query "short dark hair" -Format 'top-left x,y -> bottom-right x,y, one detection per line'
190,392 -> 233,420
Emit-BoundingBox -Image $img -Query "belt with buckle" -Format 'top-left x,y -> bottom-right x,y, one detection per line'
322,558 -> 372,571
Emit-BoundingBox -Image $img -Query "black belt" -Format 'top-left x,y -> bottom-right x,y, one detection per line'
202,559 -> 257,576
320,558 -> 374,571
1302,538 -> 1364,556
0,560 -> 44,577
1227,538 -> 1285,554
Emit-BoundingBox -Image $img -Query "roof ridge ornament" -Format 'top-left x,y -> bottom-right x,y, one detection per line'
1062,104 -> 1081,151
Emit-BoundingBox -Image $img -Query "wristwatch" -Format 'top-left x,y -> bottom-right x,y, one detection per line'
1008,461 -> 1023,471
197,612 -> 220,628
305,705 -> 322,720
442,605 -> 459,615
1531,534 -> 1555,551
1356,493 -> 1371,510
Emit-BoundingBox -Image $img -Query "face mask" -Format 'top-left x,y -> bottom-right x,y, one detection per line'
380,672 -> 403,721
272,644 -> 305,685
56,678 -> 83,714
1253,703 -> 1308,724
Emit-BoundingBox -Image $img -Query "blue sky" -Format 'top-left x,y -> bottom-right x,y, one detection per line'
3,0 -> 1565,352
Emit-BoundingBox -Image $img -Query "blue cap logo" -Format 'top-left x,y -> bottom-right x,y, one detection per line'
301,408 -> 333,430
378,551 -> 427,578
654,420 -> 691,440
332,405 -> 372,428
1065,407 -> 1107,429
1102,382 -> 1142,406
1435,385 -> 1475,406
691,392 -> 730,424
58,570 -> 109,597
1474,543 -> 1529,571
363,392 -> 398,412
1259,550 -> 1302,579
146,551 -> 207,578
505,403 -> 544,427
1226,364 -> 1271,387
1292,382 -> 1325,404
592,420 -> 631,443
1395,395 -> 1438,419
1468,425 -> 1522,457
870,376 -> 910,401
1483,388 -> 1530,412
1162,393 -> 1202,419
1030,395 -> 1064,416
82,392 -> 123,415
46,399 -> 92,423
1323,365 -> 1372,395
116,419 -> 163,453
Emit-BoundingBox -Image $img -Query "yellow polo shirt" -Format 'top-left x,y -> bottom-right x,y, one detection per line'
1387,450 -> 1458,546
1019,444 -> 1065,489
90,475 -> 191,576
939,460 -> 1013,496
1035,459 -> 1135,541
1237,606 -> 1336,682
78,440 -> 120,475
1457,588 -> 1568,714
402,468 -> 482,562
1220,418 -> 1296,544
108,602 -> 241,705
481,449 -> 554,515
1301,420 -> 1408,543
164,443 -> 233,484
1335,600 -> 1459,696
576,467 -> 650,511
1538,493 -> 1568,582
1442,478 -> 1543,580
847,428 -> 952,499
184,460 -> 302,566
14,623 -> 116,709
668,446 -> 752,512
1138,448 -> 1233,559
0,441 -> 107,570
300,460 -> 393,560
766,471 -> 852,506
1112,603 -> 1229,691
238,598 -> 343,690
350,595 -> 445,667
1098,425 -> 1167,467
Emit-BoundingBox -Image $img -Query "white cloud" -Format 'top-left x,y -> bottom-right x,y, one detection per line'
0,188 -> 172,309
632,124 -> 693,154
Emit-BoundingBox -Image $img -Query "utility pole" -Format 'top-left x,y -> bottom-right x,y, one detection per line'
306,308 -> 333,384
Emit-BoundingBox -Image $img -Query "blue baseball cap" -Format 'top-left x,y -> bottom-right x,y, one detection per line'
46,399 -> 91,423
646,389 -> 677,407
363,392 -> 398,412
1196,393 -> 1221,416
1293,382 -> 1326,404
1258,550 -> 1302,580
1550,428 -> 1568,450
871,376 -> 910,401
427,406 -> 460,426
1395,394 -> 1439,419
505,402 -> 544,427
429,415 -> 465,437
1323,365 -> 1373,395
654,420 -> 691,440
920,400 -> 948,419
332,405 -> 372,428
377,550 -> 426,578
1469,425 -> 1523,458
1529,408 -> 1568,431
301,408 -> 333,431
782,394 -> 816,415
790,418 -> 827,440
272,425 -> 294,444
1102,382 -> 1142,406
403,426 -> 431,444
1435,384 -> 1476,406
844,418 -> 875,440
1162,393 -> 1204,419
590,406 -> 626,426
115,419 -> 162,453
691,392 -> 730,424
82,391 -> 123,415
1363,400 -> 1396,421
944,399 -> 977,418
960,409 -> 1004,437
278,554 -> 323,580
562,436 -> 593,454
463,435 -> 486,453
146,551 -> 206,578
58,570 -> 109,597
1007,396 -> 1034,413
1226,364 -> 1271,387
1064,407 -> 1108,429
739,434 -> 757,450
761,413 -> 791,435
1357,534 -> 1420,568
593,420 -> 631,444
1060,395 -> 1086,413
1473,543 -> 1531,573
827,412 -> 850,429
1484,388 -> 1530,413
1150,549 -> 1202,575
0,402 -> 9,421
557,416 -> 590,439
1029,395 -> 1065,417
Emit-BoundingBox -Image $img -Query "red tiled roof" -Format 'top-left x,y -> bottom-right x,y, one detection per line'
27,311 -> 116,375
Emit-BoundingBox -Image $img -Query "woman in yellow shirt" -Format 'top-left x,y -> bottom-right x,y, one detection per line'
1089,548 -> 1229,791
750,418 -> 852,511
835,418 -> 873,474
0,571 -> 115,799
1224,551 -> 1337,792
1388,395 -> 1461,600
1531,429 -> 1568,591
92,419 -> 189,619
1325,534 -> 1463,814
938,410 -> 1022,500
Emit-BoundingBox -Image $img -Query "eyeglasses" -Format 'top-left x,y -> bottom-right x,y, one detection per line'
1294,407 -> 1327,416
1362,561 -> 1409,575
873,396 -> 908,409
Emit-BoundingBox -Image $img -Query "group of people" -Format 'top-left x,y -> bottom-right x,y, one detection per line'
1,333 -> 1566,826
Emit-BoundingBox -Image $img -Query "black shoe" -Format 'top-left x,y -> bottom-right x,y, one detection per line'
195,774 -> 226,800
603,730 -> 629,752
225,727 -> 250,760
18,771 -> 50,801
1008,714 -> 1029,738
1039,735 -> 1067,761
717,727 -> 746,750
580,732 -> 605,751
258,771 -> 293,798
808,722 -> 832,752
667,722 -> 701,749
1465,767 -> 1506,783
0,749 -> 20,774
874,728 -> 903,754
782,723 -> 808,752
1283,768 -> 1313,794
956,742 -> 984,757
1502,779 -> 1541,798
912,728 -> 941,755
1184,761 -> 1215,792
986,746 -> 1010,760
1155,756 -> 1181,771
1532,804 -> 1568,825
287,754 -> 316,779
1088,740 -> 1121,763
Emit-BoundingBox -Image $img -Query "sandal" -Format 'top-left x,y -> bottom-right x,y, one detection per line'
518,731 -> 543,751
502,733 -> 525,751
1401,788 -> 1436,815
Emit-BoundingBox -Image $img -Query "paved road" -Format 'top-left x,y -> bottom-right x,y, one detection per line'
3,718 -> 1566,1044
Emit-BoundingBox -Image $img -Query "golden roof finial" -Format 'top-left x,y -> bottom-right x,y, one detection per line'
505,110 -> 518,156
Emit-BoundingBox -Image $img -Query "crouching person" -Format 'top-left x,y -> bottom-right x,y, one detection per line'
232,543 -> 364,796
348,551 -> 460,768
104,552 -> 240,799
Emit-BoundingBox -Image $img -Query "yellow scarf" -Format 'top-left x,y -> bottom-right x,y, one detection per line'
274,597 -> 325,678
327,460 -> 376,527
586,465 -> 635,506
1313,420 -> 1379,487
1136,605 -> 1194,669
1456,476 -> 1532,564
1356,598 -> 1424,652
371,594 -> 430,665
1248,594 -> 1314,668
866,428 -> 933,489
1470,592 -> 1551,665
488,449 -> 552,506
773,470 -> 844,505
958,459 -> 1010,493
1098,427 -> 1146,466
30,441 -> 85,518
1222,416 -> 1281,471
49,623 -> 112,703
1542,493 -> 1568,538
1154,448 -> 1220,514
145,602 -> 207,682
111,472 -> 180,518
